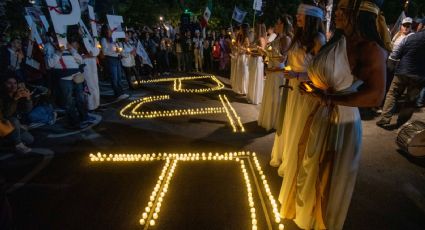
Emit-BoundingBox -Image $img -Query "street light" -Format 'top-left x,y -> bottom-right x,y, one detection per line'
159,16 -> 163,21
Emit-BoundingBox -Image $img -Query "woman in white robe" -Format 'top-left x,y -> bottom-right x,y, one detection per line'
82,37 -> 100,111
279,1 -> 389,229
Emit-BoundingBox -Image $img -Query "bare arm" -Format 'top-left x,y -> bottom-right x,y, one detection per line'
330,42 -> 387,107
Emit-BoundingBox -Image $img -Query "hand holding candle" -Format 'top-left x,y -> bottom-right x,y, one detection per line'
299,82 -> 331,105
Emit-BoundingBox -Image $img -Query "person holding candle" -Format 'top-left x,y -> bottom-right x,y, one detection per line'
247,22 -> 267,105
282,0 -> 389,229
269,1 -> 326,176
258,15 -> 293,131
100,25 -> 128,100
233,23 -> 250,95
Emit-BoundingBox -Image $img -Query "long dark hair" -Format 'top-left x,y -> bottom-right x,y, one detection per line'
280,14 -> 294,38
100,24 -> 111,39
345,0 -> 387,50
289,13 -> 324,54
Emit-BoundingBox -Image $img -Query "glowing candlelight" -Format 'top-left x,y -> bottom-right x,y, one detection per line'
303,82 -> 314,92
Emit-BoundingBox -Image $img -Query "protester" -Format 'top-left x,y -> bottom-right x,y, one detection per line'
120,32 -> 140,89
174,33 -> 184,71
283,0 -> 388,229
100,25 -> 129,100
2,37 -> 25,82
81,31 -> 101,111
0,75 -> 33,154
49,34 -> 93,130
377,17 -> 425,127
193,30 -> 203,72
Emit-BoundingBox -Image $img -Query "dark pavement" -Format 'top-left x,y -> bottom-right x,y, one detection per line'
1,73 -> 425,230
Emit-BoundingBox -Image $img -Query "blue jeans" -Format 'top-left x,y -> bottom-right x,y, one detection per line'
417,87 -> 425,106
106,56 -> 124,97
4,117 -> 34,145
59,79 -> 87,126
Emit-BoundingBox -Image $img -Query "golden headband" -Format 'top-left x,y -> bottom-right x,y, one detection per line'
359,1 -> 380,15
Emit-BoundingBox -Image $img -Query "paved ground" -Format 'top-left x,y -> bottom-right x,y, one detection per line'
1,73 -> 424,230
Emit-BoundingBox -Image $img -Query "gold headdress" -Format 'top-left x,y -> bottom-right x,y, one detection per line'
359,1 -> 392,50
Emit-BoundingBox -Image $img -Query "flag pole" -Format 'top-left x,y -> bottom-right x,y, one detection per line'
252,10 -> 256,37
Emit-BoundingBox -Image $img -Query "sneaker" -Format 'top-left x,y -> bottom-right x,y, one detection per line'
79,122 -> 91,129
376,118 -> 391,127
117,93 -> 129,100
48,112 -> 58,125
87,113 -> 97,121
15,143 -> 32,154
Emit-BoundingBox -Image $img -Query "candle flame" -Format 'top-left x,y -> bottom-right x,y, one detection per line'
303,83 -> 313,92
284,66 -> 292,71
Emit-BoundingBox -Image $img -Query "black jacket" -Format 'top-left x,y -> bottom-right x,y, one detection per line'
391,30 -> 425,80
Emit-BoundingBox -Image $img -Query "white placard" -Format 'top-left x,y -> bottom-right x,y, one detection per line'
78,5 -> 99,55
25,37 -> 41,70
25,16 -> 44,46
45,0 -> 81,47
253,0 -> 262,11
24,7 -> 49,46
107,14 -> 125,41
88,5 -> 98,38
136,41 -> 152,67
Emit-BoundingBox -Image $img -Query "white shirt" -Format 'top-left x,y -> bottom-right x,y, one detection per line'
8,48 -> 21,70
120,42 -> 136,67
193,37 -> 203,49
101,38 -> 120,57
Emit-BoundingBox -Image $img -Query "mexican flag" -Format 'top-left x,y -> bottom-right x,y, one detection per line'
200,6 -> 211,28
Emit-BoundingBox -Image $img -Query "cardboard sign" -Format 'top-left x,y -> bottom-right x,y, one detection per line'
253,0 -> 262,11
107,15 -> 125,41
25,36 -> 40,70
136,41 -> 153,67
88,5 -> 98,38
45,0 -> 81,47
24,7 -> 49,46
78,5 -> 99,55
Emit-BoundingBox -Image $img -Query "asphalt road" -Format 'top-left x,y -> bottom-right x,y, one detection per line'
1,73 -> 424,230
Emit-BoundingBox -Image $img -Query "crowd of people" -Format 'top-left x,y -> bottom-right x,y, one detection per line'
228,0 -> 424,229
0,17 -> 236,154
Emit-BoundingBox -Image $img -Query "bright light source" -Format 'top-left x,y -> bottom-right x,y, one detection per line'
90,152 -> 280,229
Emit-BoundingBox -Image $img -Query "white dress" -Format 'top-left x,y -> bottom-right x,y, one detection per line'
230,51 -> 238,89
247,55 -> 264,104
279,36 -> 362,230
270,43 -> 314,175
257,38 -> 286,131
83,57 -> 100,111
233,52 -> 249,94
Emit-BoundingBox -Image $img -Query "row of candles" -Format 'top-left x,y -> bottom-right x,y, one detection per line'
119,94 -> 245,133
89,151 -> 284,229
